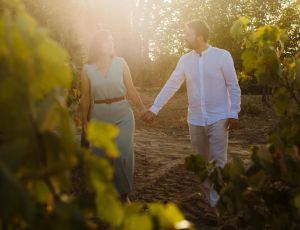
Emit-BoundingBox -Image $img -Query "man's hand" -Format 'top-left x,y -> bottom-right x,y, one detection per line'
224,118 -> 239,131
142,110 -> 157,124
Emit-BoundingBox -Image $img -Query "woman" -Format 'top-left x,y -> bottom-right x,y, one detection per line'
80,29 -> 147,202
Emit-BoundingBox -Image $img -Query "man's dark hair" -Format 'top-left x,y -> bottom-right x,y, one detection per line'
186,19 -> 210,42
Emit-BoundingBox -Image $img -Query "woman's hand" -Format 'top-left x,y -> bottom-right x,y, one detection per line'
142,110 -> 157,124
82,119 -> 88,133
138,106 -> 148,117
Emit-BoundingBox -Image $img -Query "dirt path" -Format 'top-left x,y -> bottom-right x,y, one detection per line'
131,128 -> 252,229
73,87 -> 276,229
129,88 -> 276,229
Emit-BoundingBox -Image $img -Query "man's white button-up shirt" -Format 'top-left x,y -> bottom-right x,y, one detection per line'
149,46 -> 241,126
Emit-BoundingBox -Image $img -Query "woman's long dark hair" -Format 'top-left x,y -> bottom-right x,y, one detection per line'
87,29 -> 114,64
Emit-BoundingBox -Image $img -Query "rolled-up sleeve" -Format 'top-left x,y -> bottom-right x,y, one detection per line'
221,51 -> 241,119
150,57 -> 185,114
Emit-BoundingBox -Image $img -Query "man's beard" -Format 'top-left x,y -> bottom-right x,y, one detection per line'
185,40 -> 196,50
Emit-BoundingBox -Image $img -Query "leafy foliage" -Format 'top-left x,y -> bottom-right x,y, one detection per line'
0,0 -> 193,229
186,17 -> 300,229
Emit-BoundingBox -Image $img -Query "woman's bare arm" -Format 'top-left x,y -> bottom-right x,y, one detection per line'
122,59 -> 147,115
80,67 -> 91,131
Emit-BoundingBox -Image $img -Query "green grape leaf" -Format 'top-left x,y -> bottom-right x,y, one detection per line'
241,49 -> 257,73
0,163 -> 35,222
121,214 -> 152,230
230,17 -> 250,40
272,87 -> 291,115
86,120 -> 120,158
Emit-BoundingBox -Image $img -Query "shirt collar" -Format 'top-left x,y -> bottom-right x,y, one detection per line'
192,45 -> 212,56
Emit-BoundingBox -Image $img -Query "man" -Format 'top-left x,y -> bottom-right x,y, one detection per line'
143,19 -> 241,208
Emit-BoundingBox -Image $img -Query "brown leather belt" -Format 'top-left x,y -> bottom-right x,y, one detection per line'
94,96 -> 126,104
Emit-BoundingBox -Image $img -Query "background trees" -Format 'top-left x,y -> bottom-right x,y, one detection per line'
21,0 -> 299,86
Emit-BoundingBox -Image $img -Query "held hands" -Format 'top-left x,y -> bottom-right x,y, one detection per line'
141,110 -> 157,124
224,118 -> 239,131
138,106 -> 157,124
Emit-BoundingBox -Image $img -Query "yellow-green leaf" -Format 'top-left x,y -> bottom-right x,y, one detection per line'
87,120 -> 120,158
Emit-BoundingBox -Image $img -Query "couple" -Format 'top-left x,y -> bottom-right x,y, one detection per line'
80,19 -> 241,207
